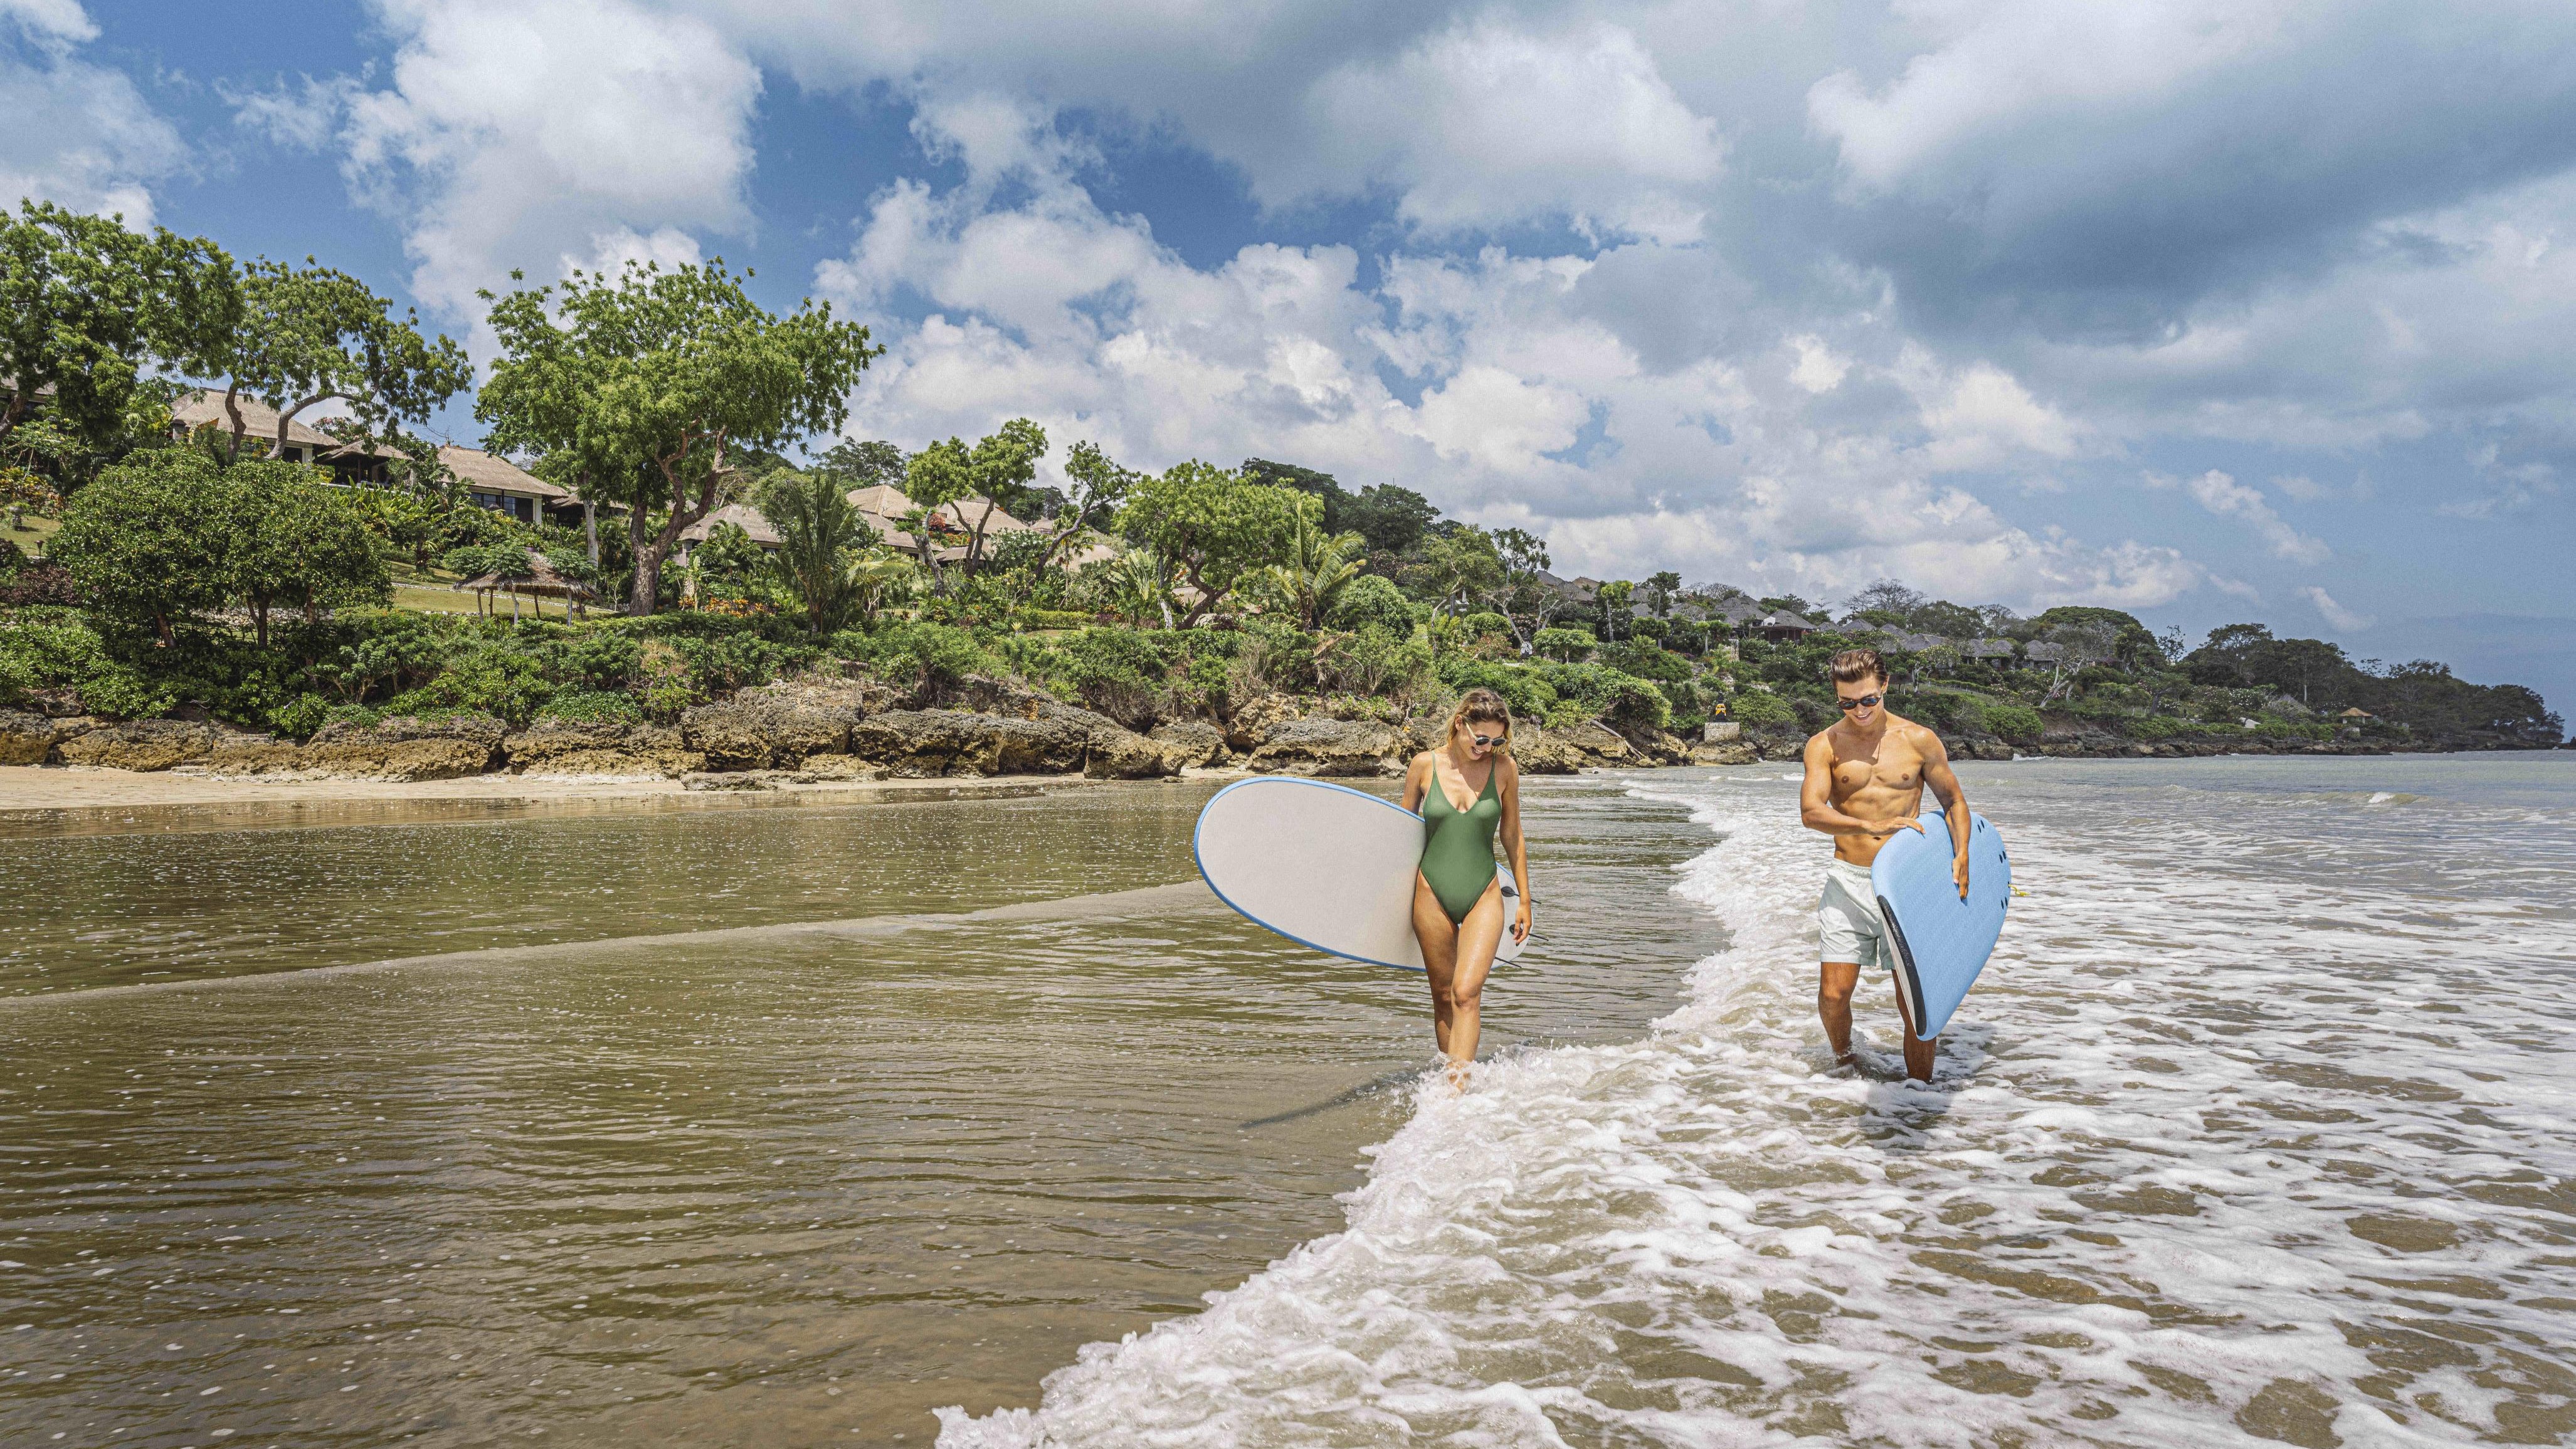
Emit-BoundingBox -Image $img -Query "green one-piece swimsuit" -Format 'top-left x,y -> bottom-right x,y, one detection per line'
1420,767 -> 1502,924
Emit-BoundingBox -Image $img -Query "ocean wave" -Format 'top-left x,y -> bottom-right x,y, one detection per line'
939,775 -> 2576,1446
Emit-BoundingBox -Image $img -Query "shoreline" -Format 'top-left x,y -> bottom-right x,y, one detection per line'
0,764 -> 1161,838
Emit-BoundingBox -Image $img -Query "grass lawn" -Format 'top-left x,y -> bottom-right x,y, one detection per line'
5,515 -> 61,553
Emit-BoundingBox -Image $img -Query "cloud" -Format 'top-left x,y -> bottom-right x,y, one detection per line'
2435,442 -> 2558,519
337,0 -> 762,324
815,103 -> 2230,613
2300,585 -> 2373,632
1289,19 -> 1724,241
0,0 -> 181,224
2153,469 -> 2331,563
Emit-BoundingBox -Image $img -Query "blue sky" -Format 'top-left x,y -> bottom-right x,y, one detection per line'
8,0 -> 2573,715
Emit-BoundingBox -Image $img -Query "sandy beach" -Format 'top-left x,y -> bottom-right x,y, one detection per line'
0,763 -> 1136,837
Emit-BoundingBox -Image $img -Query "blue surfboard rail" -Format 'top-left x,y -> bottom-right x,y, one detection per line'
1870,809 -> 2010,1039
1191,777 -> 1523,974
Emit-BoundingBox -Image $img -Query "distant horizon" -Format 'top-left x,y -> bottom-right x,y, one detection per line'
9,2 -> 2573,718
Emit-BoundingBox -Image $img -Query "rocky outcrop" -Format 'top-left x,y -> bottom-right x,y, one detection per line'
55,718 -> 220,772
1558,720 -> 1639,765
846,702 -> 1176,780
0,708 -> 70,765
1223,693 -> 1303,753
1512,735 -> 1586,775
1690,740 -> 1758,765
504,719 -> 705,778
1148,720 -> 1232,769
681,681 -> 870,770
1245,717 -> 1413,777
290,713 -> 508,781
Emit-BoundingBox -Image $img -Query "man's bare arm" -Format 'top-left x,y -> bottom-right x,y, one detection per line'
1916,727 -> 1974,896
1800,733 -> 1923,837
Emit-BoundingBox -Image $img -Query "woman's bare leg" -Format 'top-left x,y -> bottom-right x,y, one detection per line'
1442,880 -> 1507,1083
1412,873 -> 1459,1056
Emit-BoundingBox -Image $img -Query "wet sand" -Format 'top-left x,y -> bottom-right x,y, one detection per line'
0,764 -> 1139,839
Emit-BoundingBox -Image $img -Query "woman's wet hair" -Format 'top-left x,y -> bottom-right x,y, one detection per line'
1449,688 -> 1512,750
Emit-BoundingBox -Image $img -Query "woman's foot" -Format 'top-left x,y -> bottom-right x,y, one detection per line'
1444,1058 -> 1472,1092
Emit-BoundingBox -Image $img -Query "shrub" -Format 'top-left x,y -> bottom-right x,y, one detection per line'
1534,662 -> 1672,734
1328,573 -> 1416,635
552,630 -> 643,692
382,639 -> 556,726
541,689 -> 644,724
1317,625 -> 1436,699
1016,608 -> 1092,631
842,622 -> 1000,702
1983,703 -> 2044,745
1598,639 -> 1692,682
1462,611 -> 1510,640
1437,657 -> 1561,725
1048,627 -> 1170,725
1533,625 -> 1596,662
2130,714 -> 2188,741
0,618 -> 110,700
1725,689 -> 1798,728
1237,617 -> 1320,693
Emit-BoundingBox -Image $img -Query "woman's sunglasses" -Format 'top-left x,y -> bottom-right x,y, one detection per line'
1836,694 -> 1884,712
1469,731 -> 1507,747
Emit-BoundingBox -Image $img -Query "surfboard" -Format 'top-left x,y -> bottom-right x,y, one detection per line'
1871,809 -> 2010,1039
1193,775 -> 1528,973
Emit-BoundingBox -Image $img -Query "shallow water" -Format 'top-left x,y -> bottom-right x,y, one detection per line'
938,753 -> 2576,1448
0,777 -> 1716,1445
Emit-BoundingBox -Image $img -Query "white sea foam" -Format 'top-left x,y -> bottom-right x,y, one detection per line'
941,771 -> 2576,1446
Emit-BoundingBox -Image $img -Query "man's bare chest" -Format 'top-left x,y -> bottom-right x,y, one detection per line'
1829,737 -> 1923,799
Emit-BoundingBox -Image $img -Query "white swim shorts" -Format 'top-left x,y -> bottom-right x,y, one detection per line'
1816,859 -> 1891,970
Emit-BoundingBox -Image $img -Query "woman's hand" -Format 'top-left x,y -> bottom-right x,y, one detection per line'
1512,899 -> 1533,943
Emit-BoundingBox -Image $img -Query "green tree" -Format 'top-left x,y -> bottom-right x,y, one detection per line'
225,460 -> 391,646
1240,458 -> 1345,531
49,450 -> 233,644
1037,439 -> 1137,571
1,200 -> 234,450
902,418 -> 1047,578
689,522 -> 768,602
1251,513 -> 1366,628
204,258 -> 472,462
1411,526 -> 1504,618
1645,570 -> 1683,618
476,258 -> 879,616
815,438 -> 907,487
1597,580 -> 1635,642
1117,460 -> 1309,625
756,469 -> 872,633
1342,483 -> 1438,553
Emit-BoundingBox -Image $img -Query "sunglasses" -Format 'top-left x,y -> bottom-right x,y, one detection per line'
1469,732 -> 1507,747
1836,694 -> 1884,712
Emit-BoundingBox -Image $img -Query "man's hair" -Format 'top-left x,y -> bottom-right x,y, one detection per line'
1829,647 -> 1889,687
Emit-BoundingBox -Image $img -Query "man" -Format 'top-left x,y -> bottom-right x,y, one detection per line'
1798,647 -> 1973,1082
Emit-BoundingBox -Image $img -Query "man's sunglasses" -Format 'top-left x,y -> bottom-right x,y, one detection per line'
1836,694 -> 1884,712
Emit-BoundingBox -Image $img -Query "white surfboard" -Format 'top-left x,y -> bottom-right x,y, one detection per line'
1194,776 -> 1527,972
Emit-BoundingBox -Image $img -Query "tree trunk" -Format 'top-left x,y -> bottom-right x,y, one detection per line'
220,383 -> 248,463
250,600 -> 270,649
270,392 -> 344,460
626,503 -> 660,617
582,499 -> 598,567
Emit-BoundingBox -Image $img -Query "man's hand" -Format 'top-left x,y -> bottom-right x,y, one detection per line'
1872,817 -> 1927,836
1953,849 -> 1972,900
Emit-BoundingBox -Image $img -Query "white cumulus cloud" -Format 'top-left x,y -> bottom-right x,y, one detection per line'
0,0 -> 180,225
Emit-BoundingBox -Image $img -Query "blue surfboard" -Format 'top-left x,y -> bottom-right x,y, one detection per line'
1869,809 -> 2010,1039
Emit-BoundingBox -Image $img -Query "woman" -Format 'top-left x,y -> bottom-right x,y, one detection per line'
1401,687 -> 1533,1086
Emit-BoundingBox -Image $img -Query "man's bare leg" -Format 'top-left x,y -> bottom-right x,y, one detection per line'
1891,974 -> 1937,1083
1818,962 -> 1861,1066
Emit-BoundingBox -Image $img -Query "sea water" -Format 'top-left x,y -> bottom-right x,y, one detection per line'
942,755 -> 2576,1446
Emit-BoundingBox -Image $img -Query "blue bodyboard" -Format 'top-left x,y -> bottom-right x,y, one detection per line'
1869,810 -> 2010,1039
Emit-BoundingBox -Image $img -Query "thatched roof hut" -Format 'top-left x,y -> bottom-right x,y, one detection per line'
454,549 -> 596,619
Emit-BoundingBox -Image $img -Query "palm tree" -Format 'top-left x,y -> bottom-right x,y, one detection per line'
757,469 -> 867,632
844,549 -> 917,628
1094,545 -> 1178,629
1255,514 -> 1366,628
